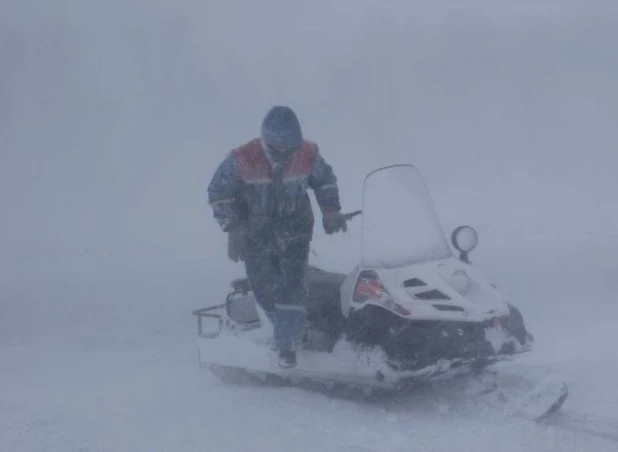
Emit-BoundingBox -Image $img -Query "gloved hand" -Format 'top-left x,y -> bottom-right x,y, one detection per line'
227,226 -> 248,262
322,211 -> 348,234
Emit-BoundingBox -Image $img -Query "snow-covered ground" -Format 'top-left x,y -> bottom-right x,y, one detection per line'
1,239 -> 617,451
2,1 -> 618,450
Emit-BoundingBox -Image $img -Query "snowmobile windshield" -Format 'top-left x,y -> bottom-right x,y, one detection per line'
361,164 -> 452,268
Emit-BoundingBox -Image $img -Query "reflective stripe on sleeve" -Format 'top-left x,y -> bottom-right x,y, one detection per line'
275,304 -> 307,313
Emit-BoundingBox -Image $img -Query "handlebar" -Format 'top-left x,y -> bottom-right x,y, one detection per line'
344,210 -> 362,221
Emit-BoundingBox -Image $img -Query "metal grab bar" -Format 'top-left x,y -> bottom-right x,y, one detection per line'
192,304 -> 226,336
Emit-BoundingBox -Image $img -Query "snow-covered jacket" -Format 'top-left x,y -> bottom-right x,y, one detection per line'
207,138 -> 341,248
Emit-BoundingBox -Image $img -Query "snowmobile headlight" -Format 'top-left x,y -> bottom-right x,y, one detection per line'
451,225 -> 479,264
449,269 -> 472,295
451,225 -> 478,253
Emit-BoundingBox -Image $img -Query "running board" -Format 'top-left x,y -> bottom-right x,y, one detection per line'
196,332 -> 529,390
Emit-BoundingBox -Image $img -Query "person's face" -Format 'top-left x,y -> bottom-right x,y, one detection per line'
271,144 -> 290,153
270,144 -> 298,154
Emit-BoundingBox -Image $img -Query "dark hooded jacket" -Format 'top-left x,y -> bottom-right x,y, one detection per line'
207,139 -> 341,250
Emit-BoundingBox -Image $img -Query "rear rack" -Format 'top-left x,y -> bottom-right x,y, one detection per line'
192,285 -> 261,337
192,304 -> 225,337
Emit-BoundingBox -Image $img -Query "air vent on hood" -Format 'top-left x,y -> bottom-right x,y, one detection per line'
403,278 -> 427,288
432,304 -> 465,312
415,289 -> 451,301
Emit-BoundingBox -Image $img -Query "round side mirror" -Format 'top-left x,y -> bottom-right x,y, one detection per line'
451,226 -> 479,263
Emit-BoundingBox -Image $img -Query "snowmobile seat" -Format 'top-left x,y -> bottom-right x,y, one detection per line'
306,266 -> 347,335
229,267 -> 345,302
307,266 -> 346,305
226,266 -> 346,334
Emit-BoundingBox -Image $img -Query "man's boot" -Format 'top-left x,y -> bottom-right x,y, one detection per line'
278,350 -> 297,368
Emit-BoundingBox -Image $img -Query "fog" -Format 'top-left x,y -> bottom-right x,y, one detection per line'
1,1 -> 618,450
2,0 -> 617,258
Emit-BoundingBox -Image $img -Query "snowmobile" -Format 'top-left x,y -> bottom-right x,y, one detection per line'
192,164 -> 563,412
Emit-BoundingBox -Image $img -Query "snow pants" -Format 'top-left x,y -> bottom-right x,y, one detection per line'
244,241 -> 309,351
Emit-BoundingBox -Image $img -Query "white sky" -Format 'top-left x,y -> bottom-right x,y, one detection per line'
1,0 -> 617,257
